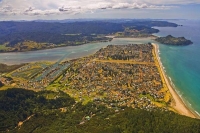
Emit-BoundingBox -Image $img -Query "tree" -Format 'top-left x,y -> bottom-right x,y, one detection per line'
0,81 -> 4,87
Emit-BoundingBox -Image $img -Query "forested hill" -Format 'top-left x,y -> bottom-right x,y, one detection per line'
0,21 -> 124,36
0,20 -> 178,36
155,35 -> 193,45
0,20 -> 178,52
0,88 -> 200,133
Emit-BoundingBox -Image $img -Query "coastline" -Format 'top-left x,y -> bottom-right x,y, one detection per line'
152,43 -> 200,119
0,37 -> 153,65
1,35 -> 200,118
0,40 -> 112,54
0,37 -> 154,54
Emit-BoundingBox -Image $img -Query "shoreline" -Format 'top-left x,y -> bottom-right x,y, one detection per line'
0,37 -> 153,65
0,39 -> 112,54
0,37 -> 154,54
1,36 -> 200,119
152,43 -> 200,119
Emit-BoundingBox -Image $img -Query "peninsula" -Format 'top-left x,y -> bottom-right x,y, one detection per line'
155,35 -> 193,45
1,43 -> 197,118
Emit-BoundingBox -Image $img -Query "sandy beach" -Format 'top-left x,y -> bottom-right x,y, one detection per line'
152,43 -> 200,119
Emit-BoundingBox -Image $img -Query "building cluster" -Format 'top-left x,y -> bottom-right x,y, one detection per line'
59,44 -> 165,110
3,44 -> 168,111
94,44 -> 154,62
61,60 -> 163,110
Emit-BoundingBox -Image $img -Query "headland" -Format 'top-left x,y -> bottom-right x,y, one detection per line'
155,35 -> 193,45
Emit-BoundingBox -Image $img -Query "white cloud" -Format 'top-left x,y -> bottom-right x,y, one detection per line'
0,0 -> 198,16
141,0 -> 200,5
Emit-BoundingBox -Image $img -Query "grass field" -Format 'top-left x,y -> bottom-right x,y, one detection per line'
0,45 -> 8,50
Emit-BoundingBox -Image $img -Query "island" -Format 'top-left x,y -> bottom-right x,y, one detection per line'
155,35 -> 193,45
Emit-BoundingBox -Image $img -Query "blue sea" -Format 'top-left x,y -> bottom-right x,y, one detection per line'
154,20 -> 200,116
0,20 -> 199,116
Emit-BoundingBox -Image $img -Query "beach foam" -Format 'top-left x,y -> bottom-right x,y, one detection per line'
195,111 -> 200,116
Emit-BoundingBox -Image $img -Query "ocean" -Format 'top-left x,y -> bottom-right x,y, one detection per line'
154,20 -> 200,116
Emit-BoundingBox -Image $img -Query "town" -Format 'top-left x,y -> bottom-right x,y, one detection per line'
1,44 -> 171,111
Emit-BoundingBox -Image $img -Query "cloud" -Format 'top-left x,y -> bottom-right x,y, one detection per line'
140,0 -> 200,5
0,0 -> 197,16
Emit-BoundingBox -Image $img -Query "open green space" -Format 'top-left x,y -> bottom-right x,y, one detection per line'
0,45 -> 8,50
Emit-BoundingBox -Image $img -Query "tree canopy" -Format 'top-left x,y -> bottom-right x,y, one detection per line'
0,88 -> 200,133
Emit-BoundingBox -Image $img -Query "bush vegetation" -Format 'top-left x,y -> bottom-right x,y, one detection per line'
0,88 -> 200,133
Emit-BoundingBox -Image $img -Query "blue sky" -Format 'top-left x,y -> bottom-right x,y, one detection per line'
0,0 -> 200,20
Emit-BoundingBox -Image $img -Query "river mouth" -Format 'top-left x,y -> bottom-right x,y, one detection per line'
0,37 -> 154,65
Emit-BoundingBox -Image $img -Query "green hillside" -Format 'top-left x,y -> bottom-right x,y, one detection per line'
0,88 -> 200,133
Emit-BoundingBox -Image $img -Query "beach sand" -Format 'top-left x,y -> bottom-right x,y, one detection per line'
152,43 -> 200,119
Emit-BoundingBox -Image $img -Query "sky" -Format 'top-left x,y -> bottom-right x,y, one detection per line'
0,0 -> 200,20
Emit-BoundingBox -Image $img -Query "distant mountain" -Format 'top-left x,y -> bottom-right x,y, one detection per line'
0,20 -> 178,52
12,19 -> 182,24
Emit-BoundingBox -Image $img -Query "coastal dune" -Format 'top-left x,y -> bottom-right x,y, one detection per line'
152,43 -> 199,119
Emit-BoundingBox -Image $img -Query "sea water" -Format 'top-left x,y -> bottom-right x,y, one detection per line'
154,20 -> 200,115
